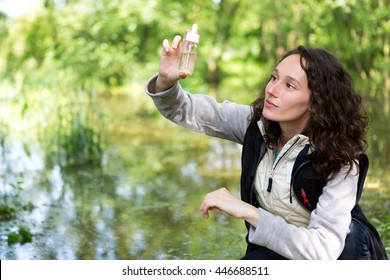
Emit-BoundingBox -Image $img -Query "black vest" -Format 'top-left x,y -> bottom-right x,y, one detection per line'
240,121 -> 387,259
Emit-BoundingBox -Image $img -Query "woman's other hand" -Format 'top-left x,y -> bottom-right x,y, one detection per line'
200,187 -> 259,227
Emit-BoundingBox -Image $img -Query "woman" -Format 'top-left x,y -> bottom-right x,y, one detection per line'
144,35 -> 376,259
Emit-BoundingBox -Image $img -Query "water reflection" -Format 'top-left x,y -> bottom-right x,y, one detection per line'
0,126 -> 246,260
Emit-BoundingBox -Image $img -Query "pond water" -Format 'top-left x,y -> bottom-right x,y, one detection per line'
0,95 -> 389,259
0,104 -> 246,259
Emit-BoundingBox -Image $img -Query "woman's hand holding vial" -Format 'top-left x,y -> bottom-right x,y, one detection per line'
155,24 -> 199,93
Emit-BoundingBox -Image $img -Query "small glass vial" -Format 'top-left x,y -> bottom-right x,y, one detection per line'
178,24 -> 199,75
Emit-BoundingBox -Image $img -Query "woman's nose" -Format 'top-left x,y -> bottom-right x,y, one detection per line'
266,81 -> 279,97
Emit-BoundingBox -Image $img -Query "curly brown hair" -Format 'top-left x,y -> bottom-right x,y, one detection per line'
251,46 -> 369,177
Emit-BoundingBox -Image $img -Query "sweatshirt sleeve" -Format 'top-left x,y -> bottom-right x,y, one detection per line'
248,164 -> 359,260
145,74 -> 252,144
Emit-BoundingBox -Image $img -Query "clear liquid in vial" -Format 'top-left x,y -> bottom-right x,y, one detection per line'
178,50 -> 197,74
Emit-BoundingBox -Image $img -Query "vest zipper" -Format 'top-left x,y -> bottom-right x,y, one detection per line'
267,137 -> 300,192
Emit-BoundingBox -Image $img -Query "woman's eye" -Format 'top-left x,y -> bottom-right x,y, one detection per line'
286,83 -> 295,89
270,75 -> 277,81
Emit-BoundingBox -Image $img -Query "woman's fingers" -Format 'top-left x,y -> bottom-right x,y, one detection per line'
172,35 -> 182,49
162,35 -> 182,52
200,204 -> 219,219
162,38 -> 170,52
200,188 -> 230,218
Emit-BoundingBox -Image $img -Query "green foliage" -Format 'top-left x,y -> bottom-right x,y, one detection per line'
372,216 -> 390,258
0,181 -> 35,245
7,225 -> 33,245
0,182 -> 33,221
37,88 -> 105,167
0,204 -> 17,221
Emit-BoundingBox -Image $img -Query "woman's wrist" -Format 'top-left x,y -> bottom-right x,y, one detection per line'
244,205 -> 259,228
154,75 -> 176,93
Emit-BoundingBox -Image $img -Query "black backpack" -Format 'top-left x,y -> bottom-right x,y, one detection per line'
241,121 -> 388,259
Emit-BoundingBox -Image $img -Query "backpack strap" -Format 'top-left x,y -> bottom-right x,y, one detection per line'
356,153 -> 368,202
291,144 -> 310,176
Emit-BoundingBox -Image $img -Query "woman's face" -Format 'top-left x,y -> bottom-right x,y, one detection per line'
262,54 -> 311,133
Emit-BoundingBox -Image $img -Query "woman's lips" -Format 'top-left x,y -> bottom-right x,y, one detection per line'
265,100 -> 278,108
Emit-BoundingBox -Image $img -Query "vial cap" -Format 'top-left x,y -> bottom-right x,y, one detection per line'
185,24 -> 199,43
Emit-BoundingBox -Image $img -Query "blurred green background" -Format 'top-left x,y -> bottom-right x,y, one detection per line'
0,0 -> 389,259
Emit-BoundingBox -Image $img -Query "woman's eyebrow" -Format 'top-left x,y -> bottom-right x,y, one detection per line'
286,75 -> 301,86
274,68 -> 301,86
